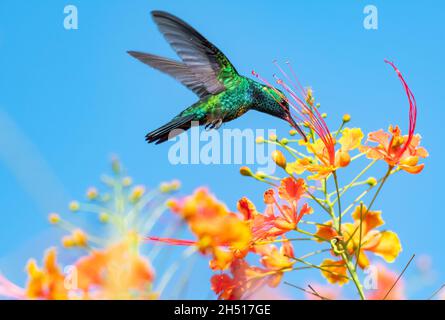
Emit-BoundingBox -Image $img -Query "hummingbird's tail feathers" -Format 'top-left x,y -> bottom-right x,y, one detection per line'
145,114 -> 197,144
127,51 -> 210,99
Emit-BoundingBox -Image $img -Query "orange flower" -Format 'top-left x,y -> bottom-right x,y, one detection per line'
255,242 -> 295,271
25,248 -> 68,300
268,178 -> 313,235
149,188 -> 252,271
315,205 -> 402,270
211,259 -> 282,300
237,197 -> 275,242
360,61 -> 428,173
239,178 -> 312,241
75,235 -> 155,299
291,127 -> 363,180
319,259 -> 349,285
360,126 -> 428,173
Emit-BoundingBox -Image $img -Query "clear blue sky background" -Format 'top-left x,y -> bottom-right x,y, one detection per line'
0,0 -> 443,299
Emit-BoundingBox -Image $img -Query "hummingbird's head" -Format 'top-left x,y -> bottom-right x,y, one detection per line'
255,84 -> 307,141
257,85 -> 290,118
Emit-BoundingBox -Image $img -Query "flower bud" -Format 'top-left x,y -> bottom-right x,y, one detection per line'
48,213 -> 60,224
366,177 -> 378,186
269,133 -> 278,141
130,185 -> 145,202
256,136 -> 264,144
111,156 -> 121,174
62,236 -> 75,248
289,129 -> 297,136
170,180 -> 181,191
122,176 -> 133,187
272,150 -> 287,169
280,138 -> 289,145
86,187 -> 98,200
336,150 -> 351,167
99,212 -> 109,223
68,201 -> 80,212
72,229 -> 88,247
240,166 -> 253,177
342,114 -> 351,123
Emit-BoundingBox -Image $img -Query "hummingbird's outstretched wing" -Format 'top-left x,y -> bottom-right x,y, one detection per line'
127,51 -> 210,98
150,10 -> 239,97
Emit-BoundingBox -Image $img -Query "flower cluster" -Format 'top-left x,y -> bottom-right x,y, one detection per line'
151,60 -> 428,300
0,158 -> 180,300
147,180 -> 313,299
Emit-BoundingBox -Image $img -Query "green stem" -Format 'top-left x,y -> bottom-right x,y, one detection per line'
341,251 -> 366,300
307,191 -> 332,217
350,153 -> 365,161
291,257 -> 351,280
345,165 -> 394,246
332,159 -> 377,206
255,237 -> 312,245
354,203 -> 364,270
296,228 -> 329,242
367,165 -> 393,212
333,171 -> 342,233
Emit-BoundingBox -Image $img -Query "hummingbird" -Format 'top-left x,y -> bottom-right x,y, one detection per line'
128,11 -> 306,144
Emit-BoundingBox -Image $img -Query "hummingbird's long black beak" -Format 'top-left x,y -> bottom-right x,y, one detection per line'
287,115 -> 307,142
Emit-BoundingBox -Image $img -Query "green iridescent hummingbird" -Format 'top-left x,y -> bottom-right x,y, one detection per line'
128,11 -> 305,144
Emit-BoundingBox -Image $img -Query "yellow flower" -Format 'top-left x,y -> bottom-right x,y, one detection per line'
25,248 -> 68,300
292,128 -> 363,180
320,259 -> 349,285
339,128 -> 364,152
286,158 -> 312,175
315,205 -> 402,269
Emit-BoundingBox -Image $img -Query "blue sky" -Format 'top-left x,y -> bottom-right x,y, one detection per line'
0,0 -> 444,299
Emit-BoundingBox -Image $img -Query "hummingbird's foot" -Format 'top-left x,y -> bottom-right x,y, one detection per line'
205,119 -> 223,131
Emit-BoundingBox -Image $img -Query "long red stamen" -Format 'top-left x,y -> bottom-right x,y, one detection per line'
145,236 -> 196,246
253,66 -> 335,165
286,61 -> 308,97
384,59 -> 417,157
274,66 -> 335,165
273,60 -> 306,98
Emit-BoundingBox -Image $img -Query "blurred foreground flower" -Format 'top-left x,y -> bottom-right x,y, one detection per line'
0,158 -> 180,300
